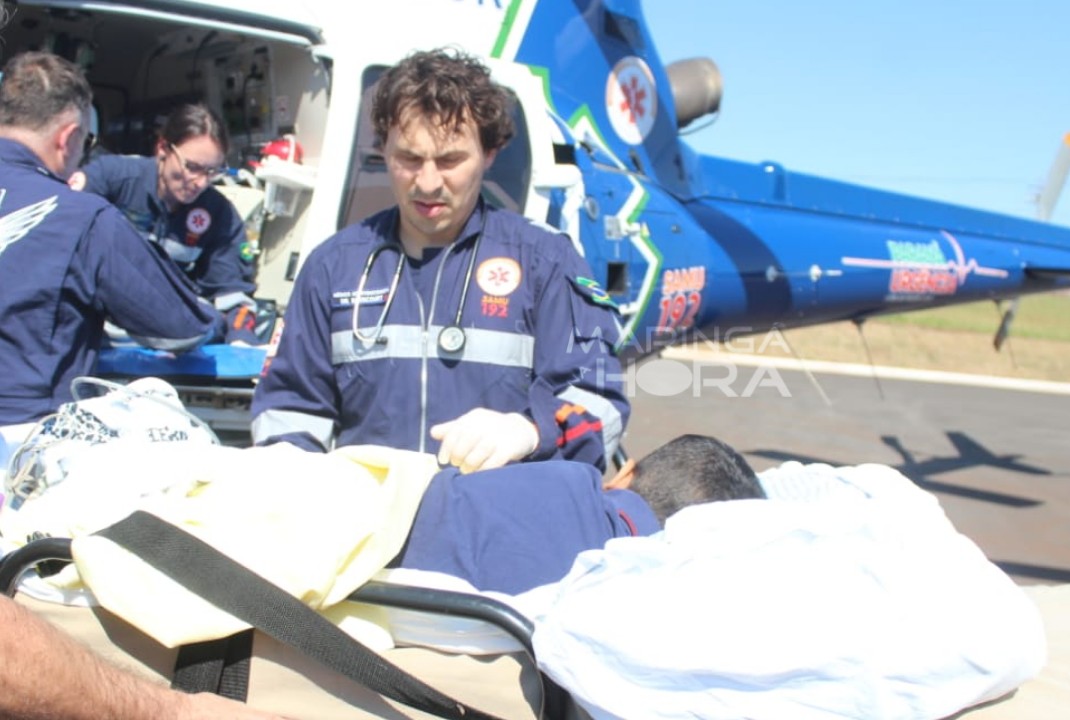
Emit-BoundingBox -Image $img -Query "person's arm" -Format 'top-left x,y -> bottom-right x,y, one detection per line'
82,205 -> 224,352
0,595 -> 286,720
524,240 -> 630,470
250,247 -> 338,451
192,194 -> 258,311
431,235 -> 630,473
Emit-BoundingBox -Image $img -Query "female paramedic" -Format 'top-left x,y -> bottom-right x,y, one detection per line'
251,48 -> 629,473
69,103 -> 258,330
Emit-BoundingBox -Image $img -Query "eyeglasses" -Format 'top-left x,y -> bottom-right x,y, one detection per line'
169,143 -> 224,179
79,131 -> 96,165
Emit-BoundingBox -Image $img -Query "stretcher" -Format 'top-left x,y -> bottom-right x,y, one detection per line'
0,536 -> 574,719
948,582 -> 1070,718
3,536 -> 1069,719
4,438 -> 1068,720
96,345 -> 267,442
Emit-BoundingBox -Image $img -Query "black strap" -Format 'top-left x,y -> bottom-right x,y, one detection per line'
171,630 -> 253,700
217,630 -> 255,700
96,511 -> 505,720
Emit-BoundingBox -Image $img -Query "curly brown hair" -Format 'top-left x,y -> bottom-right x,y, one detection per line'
372,48 -> 515,153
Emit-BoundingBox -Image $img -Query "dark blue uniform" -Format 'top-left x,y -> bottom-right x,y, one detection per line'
80,154 -> 255,306
252,201 -> 628,470
0,139 -> 223,424
395,461 -> 659,594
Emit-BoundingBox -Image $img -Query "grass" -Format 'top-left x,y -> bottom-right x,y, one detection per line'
706,293 -> 1070,383
877,293 -> 1070,342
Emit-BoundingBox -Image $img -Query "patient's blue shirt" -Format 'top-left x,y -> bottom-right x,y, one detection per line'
395,461 -> 658,594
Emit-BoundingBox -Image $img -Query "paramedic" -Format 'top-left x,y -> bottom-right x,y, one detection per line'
396,435 -> 767,593
251,48 -> 628,472
0,52 -> 222,430
69,103 -> 259,340
0,595 -> 287,720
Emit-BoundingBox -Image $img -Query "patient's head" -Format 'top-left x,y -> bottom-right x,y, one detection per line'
628,434 -> 766,524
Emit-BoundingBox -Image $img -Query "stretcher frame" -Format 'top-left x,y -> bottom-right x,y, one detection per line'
0,537 -> 577,719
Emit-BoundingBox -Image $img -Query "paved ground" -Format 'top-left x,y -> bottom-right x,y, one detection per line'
188,346 -> 1069,583
620,350 -> 1070,585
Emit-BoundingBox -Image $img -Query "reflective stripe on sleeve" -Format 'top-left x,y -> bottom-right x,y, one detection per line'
331,326 -> 535,370
251,408 -> 335,448
559,385 -> 623,457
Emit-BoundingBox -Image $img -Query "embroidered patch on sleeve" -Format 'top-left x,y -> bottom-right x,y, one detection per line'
569,276 -> 617,308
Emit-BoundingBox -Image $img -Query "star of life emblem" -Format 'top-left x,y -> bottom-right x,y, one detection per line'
606,56 -> 658,145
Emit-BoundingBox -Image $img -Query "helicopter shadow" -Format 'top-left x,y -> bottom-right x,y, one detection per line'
749,430 -> 1051,509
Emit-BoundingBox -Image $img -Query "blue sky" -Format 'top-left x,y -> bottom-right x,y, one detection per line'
643,2 -> 1070,228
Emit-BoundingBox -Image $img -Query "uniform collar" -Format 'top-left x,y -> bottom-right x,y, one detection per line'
455,196 -> 488,246
136,155 -> 167,214
604,489 -> 661,537
0,137 -> 63,182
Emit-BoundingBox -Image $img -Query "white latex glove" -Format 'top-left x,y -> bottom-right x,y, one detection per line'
430,408 -> 539,474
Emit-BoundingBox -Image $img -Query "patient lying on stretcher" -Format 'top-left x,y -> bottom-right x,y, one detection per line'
393,433 -> 766,594
393,436 -> 1053,720
0,418 -> 1055,720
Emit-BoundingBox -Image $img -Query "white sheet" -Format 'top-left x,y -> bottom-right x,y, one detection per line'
530,462 -> 1046,720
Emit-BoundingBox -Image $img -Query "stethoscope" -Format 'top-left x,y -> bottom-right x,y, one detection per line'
351,212 -> 483,353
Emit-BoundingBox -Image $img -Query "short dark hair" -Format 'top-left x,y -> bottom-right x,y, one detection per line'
629,434 -> 766,524
158,103 -> 229,154
0,51 -> 92,130
372,47 -> 515,153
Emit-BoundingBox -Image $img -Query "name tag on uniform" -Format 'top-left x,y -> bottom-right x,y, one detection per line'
331,288 -> 389,308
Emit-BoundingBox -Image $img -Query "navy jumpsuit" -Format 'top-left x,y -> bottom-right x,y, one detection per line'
0,139 -> 222,424
252,201 -> 629,470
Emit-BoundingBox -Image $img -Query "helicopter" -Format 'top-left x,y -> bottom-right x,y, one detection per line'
2,0 -> 1067,428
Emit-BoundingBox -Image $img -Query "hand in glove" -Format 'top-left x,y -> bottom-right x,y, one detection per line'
430,408 -> 539,474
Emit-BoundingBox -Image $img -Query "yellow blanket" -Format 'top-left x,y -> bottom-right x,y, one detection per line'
64,443 -> 437,648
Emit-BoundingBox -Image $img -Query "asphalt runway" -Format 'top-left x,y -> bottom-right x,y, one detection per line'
619,350 -> 1070,585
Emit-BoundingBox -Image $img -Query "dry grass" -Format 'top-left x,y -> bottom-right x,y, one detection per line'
699,295 -> 1070,383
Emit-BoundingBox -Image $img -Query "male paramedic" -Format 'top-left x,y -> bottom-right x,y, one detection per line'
69,103 -> 261,343
0,52 -> 222,445
252,48 -> 628,472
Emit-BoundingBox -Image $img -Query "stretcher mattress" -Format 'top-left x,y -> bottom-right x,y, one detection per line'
96,345 -> 267,380
16,594 -> 544,719
15,583 -> 1070,719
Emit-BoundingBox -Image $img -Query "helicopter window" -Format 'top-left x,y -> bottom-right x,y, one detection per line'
340,65 -> 532,228
482,100 -> 531,214
554,143 -> 577,165
603,12 -> 645,50
606,262 -> 629,295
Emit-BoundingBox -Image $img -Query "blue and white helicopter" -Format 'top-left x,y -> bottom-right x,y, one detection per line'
4,0 -> 1068,425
